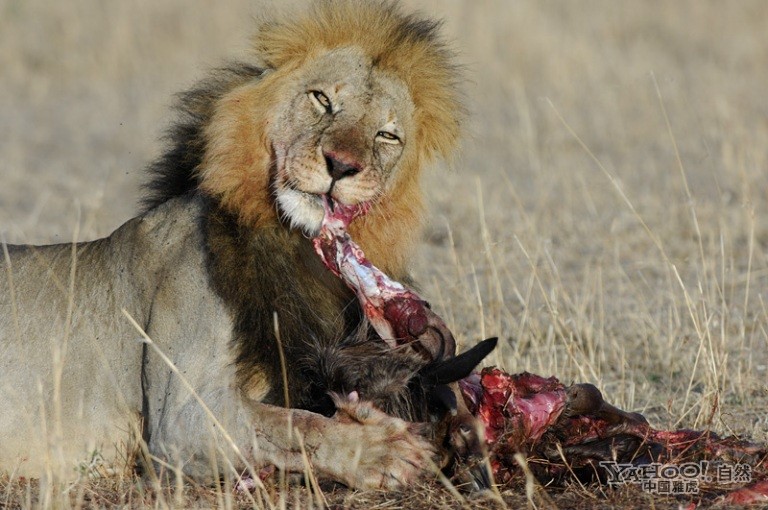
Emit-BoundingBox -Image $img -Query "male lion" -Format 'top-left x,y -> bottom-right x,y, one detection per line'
0,0 -> 465,489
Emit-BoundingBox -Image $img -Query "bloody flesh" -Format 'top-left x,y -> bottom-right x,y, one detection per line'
312,196 -> 454,360
461,367 -> 768,503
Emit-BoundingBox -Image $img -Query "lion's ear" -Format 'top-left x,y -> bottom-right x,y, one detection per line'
250,18 -> 308,70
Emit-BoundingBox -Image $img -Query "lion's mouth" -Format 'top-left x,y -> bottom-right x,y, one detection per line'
274,160 -> 369,234
280,179 -> 355,220
282,180 -> 322,203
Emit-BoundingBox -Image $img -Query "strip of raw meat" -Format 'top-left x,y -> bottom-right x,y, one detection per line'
311,196 -> 491,489
312,196 -> 455,361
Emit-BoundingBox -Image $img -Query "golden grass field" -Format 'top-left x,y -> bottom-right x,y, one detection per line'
1,0 -> 767,508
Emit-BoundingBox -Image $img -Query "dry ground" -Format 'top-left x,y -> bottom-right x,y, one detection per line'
1,0 -> 767,508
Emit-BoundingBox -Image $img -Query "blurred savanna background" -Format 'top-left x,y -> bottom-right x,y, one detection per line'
1,0 -> 767,508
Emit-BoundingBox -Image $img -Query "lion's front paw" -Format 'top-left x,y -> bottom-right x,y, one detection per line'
314,392 -> 435,490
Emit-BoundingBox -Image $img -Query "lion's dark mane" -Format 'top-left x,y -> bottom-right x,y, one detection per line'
141,64 -> 265,212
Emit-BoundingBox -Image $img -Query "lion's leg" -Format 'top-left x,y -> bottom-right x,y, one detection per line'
242,394 -> 435,490
146,386 -> 435,489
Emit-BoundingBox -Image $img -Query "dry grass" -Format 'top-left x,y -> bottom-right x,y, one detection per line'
1,0 -> 767,508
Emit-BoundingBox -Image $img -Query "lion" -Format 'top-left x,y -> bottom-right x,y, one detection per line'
0,0 -> 469,489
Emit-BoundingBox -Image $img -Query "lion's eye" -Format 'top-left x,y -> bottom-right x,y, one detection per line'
376,131 -> 401,144
309,90 -> 332,113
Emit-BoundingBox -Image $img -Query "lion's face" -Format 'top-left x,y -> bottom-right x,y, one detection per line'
269,47 -> 415,234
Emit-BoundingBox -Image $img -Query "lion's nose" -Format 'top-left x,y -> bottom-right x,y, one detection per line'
325,153 -> 361,181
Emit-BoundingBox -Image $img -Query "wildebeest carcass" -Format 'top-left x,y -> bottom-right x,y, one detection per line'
305,195 -> 768,504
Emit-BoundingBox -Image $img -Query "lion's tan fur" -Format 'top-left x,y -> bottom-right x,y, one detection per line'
0,0 -> 462,487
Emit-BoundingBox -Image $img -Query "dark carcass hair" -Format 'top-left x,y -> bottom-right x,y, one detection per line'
296,333 -> 428,420
297,331 -> 498,422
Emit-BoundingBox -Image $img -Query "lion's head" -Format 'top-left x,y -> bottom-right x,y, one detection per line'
269,46 -> 415,234
147,0 -> 463,277
179,0 -> 464,275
